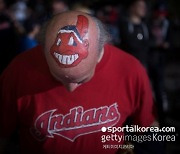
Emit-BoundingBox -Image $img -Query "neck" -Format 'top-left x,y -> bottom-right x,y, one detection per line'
129,14 -> 142,24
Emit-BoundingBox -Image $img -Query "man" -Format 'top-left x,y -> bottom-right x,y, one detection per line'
51,0 -> 69,15
119,0 -> 149,67
0,11 -> 156,153
148,2 -> 170,125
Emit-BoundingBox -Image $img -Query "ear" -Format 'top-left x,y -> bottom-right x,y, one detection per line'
82,39 -> 89,48
98,48 -> 104,63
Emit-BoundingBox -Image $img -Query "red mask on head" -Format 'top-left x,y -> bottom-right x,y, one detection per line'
50,15 -> 89,68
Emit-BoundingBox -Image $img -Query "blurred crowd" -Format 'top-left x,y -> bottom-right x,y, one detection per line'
0,0 -> 180,125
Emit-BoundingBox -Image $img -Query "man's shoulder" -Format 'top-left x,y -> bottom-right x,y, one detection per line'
105,43 -> 132,57
4,45 -> 44,72
105,44 -> 143,68
104,44 -> 148,80
0,45 -> 47,84
0,45 -> 50,97
15,45 -> 43,63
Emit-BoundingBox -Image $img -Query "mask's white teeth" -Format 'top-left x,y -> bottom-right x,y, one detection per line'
62,55 -> 68,64
59,54 -> 62,63
54,52 -> 79,65
75,54 -> 79,61
67,55 -> 75,65
54,52 -> 59,58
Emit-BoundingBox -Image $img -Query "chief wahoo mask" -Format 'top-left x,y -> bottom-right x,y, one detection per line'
50,15 -> 89,68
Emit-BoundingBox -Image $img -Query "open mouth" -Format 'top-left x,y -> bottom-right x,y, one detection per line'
53,52 -> 79,65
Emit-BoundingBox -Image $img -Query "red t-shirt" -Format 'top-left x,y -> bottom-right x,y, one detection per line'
0,44 -> 155,154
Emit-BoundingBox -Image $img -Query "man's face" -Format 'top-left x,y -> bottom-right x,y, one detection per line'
133,1 -> 147,18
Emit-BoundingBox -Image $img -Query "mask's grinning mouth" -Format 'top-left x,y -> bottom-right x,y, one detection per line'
54,52 -> 79,65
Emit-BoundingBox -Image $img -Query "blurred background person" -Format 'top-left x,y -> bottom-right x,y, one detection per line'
51,0 -> 69,15
119,0 -> 149,67
0,0 -> 19,74
95,3 -> 121,46
148,1 -> 170,125
10,0 -> 30,25
71,2 -> 94,15
27,0 -> 47,20
18,18 -> 41,53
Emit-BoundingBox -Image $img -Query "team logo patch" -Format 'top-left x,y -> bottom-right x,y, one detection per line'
50,15 -> 89,68
30,103 -> 120,142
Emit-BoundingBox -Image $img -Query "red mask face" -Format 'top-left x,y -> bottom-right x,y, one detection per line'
50,15 -> 89,68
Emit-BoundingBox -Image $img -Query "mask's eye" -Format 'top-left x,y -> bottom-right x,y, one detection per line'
68,36 -> 77,46
56,38 -> 61,46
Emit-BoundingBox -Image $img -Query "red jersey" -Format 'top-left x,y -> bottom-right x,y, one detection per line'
0,44 -> 155,154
